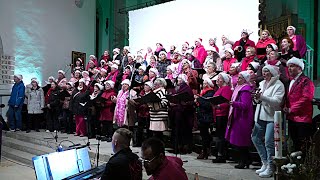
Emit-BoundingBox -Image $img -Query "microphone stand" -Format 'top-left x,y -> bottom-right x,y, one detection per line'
96,137 -> 101,167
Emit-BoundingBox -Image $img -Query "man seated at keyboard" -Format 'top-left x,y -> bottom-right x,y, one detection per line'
140,138 -> 188,180
101,128 -> 142,180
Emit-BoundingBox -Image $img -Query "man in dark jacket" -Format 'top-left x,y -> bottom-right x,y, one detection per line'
8,74 -> 25,131
101,128 -> 142,180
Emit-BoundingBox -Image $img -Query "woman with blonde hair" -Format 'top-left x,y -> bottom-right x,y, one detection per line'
240,46 -> 257,71
256,30 -> 276,60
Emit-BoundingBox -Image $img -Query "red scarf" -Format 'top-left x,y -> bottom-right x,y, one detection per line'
266,60 -> 279,66
200,87 -> 213,96
45,88 -> 53,104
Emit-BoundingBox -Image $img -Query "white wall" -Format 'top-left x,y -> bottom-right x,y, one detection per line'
0,0 -> 96,85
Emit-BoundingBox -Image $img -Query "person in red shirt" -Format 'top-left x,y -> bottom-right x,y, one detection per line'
256,30 -> 276,60
141,138 -> 188,180
233,29 -> 256,62
193,38 -> 207,65
240,46 -> 257,71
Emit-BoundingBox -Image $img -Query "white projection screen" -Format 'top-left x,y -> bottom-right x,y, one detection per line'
129,0 -> 259,54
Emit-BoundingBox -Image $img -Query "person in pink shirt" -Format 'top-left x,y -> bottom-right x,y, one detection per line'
223,48 -> 237,72
166,45 -> 176,60
287,26 -> 307,58
229,63 -> 240,91
141,138 -> 188,180
212,72 -> 233,163
193,38 -> 207,65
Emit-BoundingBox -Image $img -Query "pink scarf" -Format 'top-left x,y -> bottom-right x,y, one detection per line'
115,90 -> 129,127
227,83 -> 248,128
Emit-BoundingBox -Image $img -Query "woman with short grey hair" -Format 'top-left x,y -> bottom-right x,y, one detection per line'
148,78 -> 169,140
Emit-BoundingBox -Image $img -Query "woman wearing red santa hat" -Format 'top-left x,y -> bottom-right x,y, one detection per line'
86,55 -> 99,70
181,42 -> 189,56
99,50 -> 111,65
222,48 -> 237,72
70,78 -> 90,137
193,38 -> 208,65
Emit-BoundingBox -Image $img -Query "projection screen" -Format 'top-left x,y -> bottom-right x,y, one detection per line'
129,0 -> 259,55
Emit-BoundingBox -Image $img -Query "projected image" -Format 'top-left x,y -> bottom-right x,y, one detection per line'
129,0 -> 259,55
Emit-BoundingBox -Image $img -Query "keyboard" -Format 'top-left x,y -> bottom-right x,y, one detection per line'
63,164 -> 106,180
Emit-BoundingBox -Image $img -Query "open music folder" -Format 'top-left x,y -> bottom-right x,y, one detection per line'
199,95 -> 229,105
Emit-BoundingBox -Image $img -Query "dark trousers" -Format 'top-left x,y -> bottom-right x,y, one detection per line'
46,110 -> 59,131
175,111 -> 193,147
199,122 -> 211,151
135,117 -> 151,145
21,104 -> 28,130
234,145 -> 250,163
152,131 -> 163,141
100,121 -> 113,138
87,115 -> 97,138
62,109 -> 74,133
288,120 -> 313,152
27,113 -> 42,130
215,116 -> 228,157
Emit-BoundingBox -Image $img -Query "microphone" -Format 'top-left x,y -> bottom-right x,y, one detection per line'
66,64 -> 73,66
0,104 -> 5,108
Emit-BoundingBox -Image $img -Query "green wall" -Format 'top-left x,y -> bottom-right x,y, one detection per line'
96,0 -> 113,57
97,0 -> 158,55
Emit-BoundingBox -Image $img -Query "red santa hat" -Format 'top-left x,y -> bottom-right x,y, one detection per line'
195,38 -> 202,44
104,80 -> 115,89
183,42 -> 189,47
94,83 -> 104,91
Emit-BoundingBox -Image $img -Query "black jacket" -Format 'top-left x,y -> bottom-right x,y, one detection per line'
70,89 -> 90,115
47,88 -> 60,112
101,148 -> 142,180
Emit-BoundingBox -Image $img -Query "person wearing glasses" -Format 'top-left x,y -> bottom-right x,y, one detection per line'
140,138 -> 188,180
101,128 -> 142,180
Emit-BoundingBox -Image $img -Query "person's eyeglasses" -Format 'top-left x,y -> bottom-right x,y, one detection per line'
139,156 -> 158,164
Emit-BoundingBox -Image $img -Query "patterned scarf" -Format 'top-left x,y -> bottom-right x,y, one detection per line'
115,90 -> 129,127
